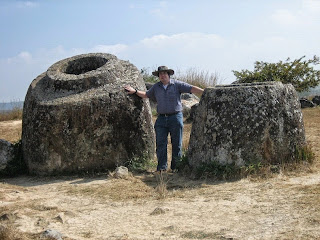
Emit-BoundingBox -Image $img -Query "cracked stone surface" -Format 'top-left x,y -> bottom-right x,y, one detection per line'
22,53 -> 155,175
188,82 -> 306,168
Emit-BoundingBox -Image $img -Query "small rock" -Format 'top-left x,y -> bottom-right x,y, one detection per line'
181,93 -> 200,119
36,217 -> 49,227
53,213 -> 65,224
0,213 -> 17,222
150,207 -> 167,215
114,166 -> 129,179
40,229 -> 63,240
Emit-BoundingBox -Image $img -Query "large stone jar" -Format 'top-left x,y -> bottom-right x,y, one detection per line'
188,82 -> 306,168
22,53 -> 155,175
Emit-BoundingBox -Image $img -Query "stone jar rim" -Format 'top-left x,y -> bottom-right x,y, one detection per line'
46,53 -> 117,82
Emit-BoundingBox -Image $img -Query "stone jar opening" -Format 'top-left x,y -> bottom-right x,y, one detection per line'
65,56 -> 108,75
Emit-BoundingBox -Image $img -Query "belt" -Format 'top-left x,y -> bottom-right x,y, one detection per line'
159,112 -> 179,117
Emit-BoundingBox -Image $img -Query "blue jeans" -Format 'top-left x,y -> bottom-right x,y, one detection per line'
154,112 -> 183,171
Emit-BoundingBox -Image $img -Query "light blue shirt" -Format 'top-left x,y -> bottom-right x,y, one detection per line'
146,79 -> 192,114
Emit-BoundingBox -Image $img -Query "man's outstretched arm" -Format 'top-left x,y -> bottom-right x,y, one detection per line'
191,85 -> 204,94
124,85 -> 148,98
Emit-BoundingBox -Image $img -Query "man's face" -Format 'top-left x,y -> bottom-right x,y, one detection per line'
159,71 -> 170,83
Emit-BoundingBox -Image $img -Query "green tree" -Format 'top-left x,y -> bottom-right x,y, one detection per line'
232,56 -> 320,92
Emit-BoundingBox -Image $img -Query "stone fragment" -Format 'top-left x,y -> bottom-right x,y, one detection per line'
300,98 -> 315,108
150,207 -> 167,215
22,53 -> 155,175
114,166 -> 129,179
0,139 -> 13,171
0,213 -> 17,222
312,95 -> 320,105
181,93 -> 200,119
53,213 -> 65,224
188,82 -> 306,169
40,229 -> 63,240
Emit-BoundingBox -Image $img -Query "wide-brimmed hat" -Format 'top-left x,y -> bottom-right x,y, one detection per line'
152,66 -> 174,77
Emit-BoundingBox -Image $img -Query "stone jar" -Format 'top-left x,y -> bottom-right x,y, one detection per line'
188,82 -> 306,168
22,53 -> 155,175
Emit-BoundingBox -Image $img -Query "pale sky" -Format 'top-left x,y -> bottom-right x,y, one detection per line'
1,0 -> 320,102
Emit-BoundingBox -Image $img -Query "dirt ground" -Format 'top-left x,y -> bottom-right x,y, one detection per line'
0,108 -> 320,240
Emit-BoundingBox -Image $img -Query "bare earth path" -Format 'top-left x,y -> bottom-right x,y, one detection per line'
1,169 -> 320,239
1,108 -> 320,239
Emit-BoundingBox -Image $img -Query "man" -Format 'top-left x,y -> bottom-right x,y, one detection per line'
125,66 -> 204,172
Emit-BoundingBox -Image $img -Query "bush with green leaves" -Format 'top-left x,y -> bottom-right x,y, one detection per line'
141,68 -> 158,83
232,56 -> 320,92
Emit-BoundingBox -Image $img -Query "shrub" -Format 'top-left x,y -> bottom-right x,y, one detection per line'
195,161 -> 242,180
125,154 -> 157,173
232,55 -> 320,92
141,68 -> 158,83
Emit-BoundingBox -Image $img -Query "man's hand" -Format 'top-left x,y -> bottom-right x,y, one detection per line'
124,85 -> 148,98
124,85 -> 136,94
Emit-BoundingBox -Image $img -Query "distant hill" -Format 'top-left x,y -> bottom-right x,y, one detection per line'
0,101 -> 24,112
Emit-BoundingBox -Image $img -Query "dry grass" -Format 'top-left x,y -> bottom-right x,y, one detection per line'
0,182 -> 25,202
302,107 -> 320,168
154,171 -> 169,199
0,120 -> 22,143
180,229 -> 229,239
0,224 -> 29,240
0,108 -> 23,122
175,67 -> 218,89
62,173 -> 195,202
0,223 -> 75,240
294,184 -> 320,210
65,177 -> 156,201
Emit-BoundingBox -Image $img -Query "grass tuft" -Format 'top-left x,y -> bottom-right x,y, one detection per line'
155,171 -> 168,199
192,144 -> 315,180
181,230 -> 230,239
0,107 -> 23,122
66,177 -> 155,201
294,144 -> 315,164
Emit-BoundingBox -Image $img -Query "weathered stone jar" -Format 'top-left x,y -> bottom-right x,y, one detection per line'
188,82 -> 306,169
22,53 -> 155,175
